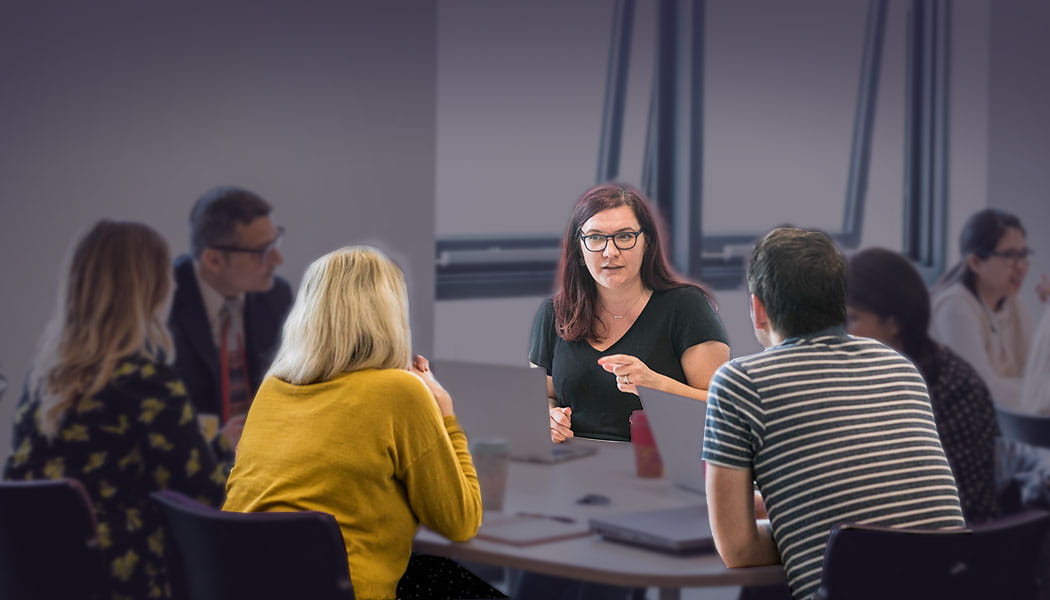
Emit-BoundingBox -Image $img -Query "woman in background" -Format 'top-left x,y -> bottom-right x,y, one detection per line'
223,246 -> 495,600
3,220 -> 227,599
847,247 -> 1001,523
529,182 -> 729,443
929,208 -> 1037,407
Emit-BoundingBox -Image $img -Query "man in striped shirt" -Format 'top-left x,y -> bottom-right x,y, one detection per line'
703,228 -> 964,600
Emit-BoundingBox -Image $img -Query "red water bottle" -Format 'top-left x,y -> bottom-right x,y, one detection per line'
630,409 -> 663,478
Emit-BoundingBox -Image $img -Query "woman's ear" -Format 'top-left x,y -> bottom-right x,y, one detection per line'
965,252 -> 983,273
885,315 -> 901,339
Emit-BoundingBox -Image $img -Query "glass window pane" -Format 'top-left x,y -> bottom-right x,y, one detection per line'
703,0 -> 868,234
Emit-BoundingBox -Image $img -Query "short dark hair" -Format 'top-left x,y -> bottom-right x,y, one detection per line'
189,186 -> 272,258
747,227 -> 846,338
552,182 -> 712,342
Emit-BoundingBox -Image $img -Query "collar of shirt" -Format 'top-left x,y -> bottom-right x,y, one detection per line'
779,325 -> 849,347
193,263 -> 245,347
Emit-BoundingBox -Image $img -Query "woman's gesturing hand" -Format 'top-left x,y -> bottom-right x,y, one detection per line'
597,354 -> 655,395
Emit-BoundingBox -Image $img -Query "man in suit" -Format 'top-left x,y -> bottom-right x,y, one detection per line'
169,186 -> 293,450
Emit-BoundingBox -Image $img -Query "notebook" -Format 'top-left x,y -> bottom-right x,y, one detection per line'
474,512 -> 592,546
637,386 -> 708,495
588,505 -> 714,554
429,359 -> 597,463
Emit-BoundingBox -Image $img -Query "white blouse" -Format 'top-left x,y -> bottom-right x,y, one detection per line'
929,282 -> 1031,408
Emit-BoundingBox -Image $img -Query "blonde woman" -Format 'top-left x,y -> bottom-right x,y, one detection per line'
3,220 -> 227,599
223,246 -> 496,600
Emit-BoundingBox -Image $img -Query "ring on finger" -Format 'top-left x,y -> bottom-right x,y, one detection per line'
622,374 -> 630,385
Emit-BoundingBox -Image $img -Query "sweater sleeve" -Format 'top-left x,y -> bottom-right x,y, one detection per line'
401,412 -> 483,542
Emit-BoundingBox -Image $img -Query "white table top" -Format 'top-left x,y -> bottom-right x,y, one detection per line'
414,438 -> 785,590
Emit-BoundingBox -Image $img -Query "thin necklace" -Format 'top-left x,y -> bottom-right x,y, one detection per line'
603,290 -> 650,319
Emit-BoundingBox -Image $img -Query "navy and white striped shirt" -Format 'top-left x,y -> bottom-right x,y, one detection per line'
703,327 -> 964,600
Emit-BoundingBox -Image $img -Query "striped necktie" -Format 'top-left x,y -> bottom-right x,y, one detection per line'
218,299 -> 250,422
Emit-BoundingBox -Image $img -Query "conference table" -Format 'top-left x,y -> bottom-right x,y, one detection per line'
414,438 -> 786,600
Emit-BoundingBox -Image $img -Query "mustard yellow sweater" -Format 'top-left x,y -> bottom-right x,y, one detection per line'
223,368 -> 482,600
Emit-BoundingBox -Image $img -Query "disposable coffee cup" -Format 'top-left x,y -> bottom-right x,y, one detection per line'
470,438 -> 510,512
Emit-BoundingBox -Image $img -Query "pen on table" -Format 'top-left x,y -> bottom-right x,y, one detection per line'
515,512 -> 576,524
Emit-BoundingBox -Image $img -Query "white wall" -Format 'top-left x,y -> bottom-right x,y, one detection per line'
0,1 -> 437,458
435,0 -> 991,364
988,0 -> 1050,321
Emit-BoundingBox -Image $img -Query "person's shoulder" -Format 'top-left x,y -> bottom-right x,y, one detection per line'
720,349 -> 766,373
265,275 -> 294,302
271,274 -> 293,296
935,344 -> 987,387
172,254 -> 194,278
171,255 -> 198,295
657,284 -> 706,302
360,369 -> 438,416
931,282 -> 976,311
247,275 -> 294,314
358,368 -> 429,394
840,334 -> 914,359
111,355 -> 183,389
654,285 -> 716,315
532,296 -> 556,321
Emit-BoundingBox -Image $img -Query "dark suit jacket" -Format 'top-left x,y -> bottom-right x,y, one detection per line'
168,254 -> 293,419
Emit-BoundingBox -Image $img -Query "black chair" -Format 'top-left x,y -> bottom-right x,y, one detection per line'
0,478 -> 109,600
997,406 -> 1050,448
151,490 -> 355,600
815,509 -> 1050,600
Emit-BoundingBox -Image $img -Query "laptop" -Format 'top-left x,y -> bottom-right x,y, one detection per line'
429,359 -> 597,463
587,387 -> 713,553
637,386 -> 708,495
588,505 -> 714,554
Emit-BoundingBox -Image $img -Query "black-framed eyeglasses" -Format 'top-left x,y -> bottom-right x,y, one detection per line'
986,247 -> 1033,265
211,226 -> 285,262
579,230 -> 643,252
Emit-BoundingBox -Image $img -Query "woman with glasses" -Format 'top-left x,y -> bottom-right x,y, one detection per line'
529,183 -> 730,443
4,220 -> 227,599
930,208 -> 1043,407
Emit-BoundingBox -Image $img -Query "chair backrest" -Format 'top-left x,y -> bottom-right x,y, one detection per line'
997,406 -> 1050,448
150,490 -> 355,600
815,510 -> 1050,600
0,478 -> 109,600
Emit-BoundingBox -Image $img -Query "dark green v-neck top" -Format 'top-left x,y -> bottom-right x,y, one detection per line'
528,286 -> 728,441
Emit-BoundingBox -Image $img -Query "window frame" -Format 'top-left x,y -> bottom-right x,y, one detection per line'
435,0 -> 950,299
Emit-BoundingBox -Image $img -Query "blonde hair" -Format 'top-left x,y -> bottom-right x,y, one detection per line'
269,246 -> 412,384
34,220 -> 174,437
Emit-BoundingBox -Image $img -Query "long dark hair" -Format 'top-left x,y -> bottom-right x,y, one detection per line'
933,208 -> 1025,297
846,247 -> 939,381
552,182 -> 711,342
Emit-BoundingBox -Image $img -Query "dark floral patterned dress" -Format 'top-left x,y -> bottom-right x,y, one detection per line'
4,354 -> 227,599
